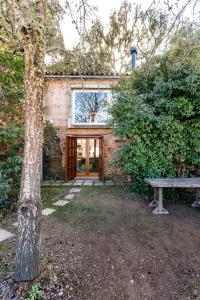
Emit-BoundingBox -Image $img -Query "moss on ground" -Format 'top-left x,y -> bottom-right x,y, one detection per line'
53,186 -> 150,239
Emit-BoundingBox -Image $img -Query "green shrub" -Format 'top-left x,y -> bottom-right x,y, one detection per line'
110,48 -> 200,195
0,53 -> 24,208
0,173 -> 11,210
0,155 -> 22,210
0,155 -> 23,184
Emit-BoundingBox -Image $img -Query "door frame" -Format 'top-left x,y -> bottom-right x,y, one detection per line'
65,134 -> 104,181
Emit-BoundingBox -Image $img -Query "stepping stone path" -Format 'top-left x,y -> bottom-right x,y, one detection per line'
0,229 -> 14,242
83,180 -> 93,186
53,200 -> 70,206
42,208 -> 56,216
69,188 -> 82,193
94,181 -> 104,186
44,188 -> 82,216
63,182 -> 74,186
42,179 -> 117,187
73,180 -> 83,186
64,194 -> 75,200
105,180 -> 115,186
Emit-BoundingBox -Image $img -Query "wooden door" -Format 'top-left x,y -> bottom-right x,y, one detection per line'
65,136 -> 76,181
99,137 -> 104,181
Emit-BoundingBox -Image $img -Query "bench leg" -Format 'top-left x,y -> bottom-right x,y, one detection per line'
152,187 -> 169,215
149,188 -> 159,207
191,188 -> 200,208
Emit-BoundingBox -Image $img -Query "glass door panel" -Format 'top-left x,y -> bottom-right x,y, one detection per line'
76,138 -> 100,177
89,139 -> 99,175
76,139 -> 86,175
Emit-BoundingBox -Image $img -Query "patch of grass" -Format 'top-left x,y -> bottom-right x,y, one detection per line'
55,198 -> 119,231
0,244 -> 9,255
41,186 -> 68,207
0,259 -> 15,275
1,186 -> 68,217
41,252 -> 50,265
53,187 -> 128,231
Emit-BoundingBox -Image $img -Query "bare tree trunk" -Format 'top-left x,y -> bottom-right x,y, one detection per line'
15,2 -> 46,281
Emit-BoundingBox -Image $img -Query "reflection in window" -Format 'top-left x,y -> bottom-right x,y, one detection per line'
74,91 -> 110,124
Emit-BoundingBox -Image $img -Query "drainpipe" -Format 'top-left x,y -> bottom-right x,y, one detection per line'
130,47 -> 137,71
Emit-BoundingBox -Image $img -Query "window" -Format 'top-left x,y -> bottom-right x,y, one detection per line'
72,90 -> 111,125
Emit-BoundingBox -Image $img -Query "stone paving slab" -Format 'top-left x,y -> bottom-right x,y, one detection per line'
0,229 -> 14,242
73,180 -> 83,186
42,208 -> 56,216
53,200 -> 70,206
94,181 -> 104,186
42,180 -> 118,187
12,222 -> 18,227
69,188 -> 82,193
64,194 -> 75,200
42,181 -> 74,186
105,180 -> 115,186
83,180 -> 94,186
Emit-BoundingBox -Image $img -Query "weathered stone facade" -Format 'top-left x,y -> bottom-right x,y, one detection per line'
43,75 -> 123,180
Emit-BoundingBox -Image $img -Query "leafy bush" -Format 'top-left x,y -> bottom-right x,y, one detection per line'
0,173 -> 11,210
25,283 -> 46,300
0,155 -> 23,184
110,48 -> 200,194
0,156 -> 22,210
0,53 -> 24,207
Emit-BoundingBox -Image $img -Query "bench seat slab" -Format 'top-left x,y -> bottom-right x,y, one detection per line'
144,178 -> 200,188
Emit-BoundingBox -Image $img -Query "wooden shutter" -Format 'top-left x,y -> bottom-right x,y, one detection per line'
65,136 -> 76,181
99,136 -> 104,181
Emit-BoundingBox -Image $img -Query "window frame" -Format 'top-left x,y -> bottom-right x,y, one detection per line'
71,89 -> 112,126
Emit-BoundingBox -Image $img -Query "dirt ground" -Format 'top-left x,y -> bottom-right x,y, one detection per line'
1,186 -> 200,299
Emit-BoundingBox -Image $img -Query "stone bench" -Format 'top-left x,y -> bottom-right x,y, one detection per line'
144,178 -> 200,215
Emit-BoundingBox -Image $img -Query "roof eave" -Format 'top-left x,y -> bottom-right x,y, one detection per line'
44,74 -> 124,80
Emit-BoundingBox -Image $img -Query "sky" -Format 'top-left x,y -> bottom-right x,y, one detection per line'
60,0 -> 199,49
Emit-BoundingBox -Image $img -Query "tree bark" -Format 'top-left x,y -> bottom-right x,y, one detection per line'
15,1 -> 46,281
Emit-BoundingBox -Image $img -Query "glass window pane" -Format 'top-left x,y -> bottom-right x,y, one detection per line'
76,139 -> 86,172
74,92 -> 109,123
89,139 -> 99,173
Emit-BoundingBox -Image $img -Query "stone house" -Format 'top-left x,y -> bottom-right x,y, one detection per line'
43,48 -> 137,181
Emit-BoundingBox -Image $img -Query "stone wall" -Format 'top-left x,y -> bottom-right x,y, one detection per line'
43,76 -> 124,180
